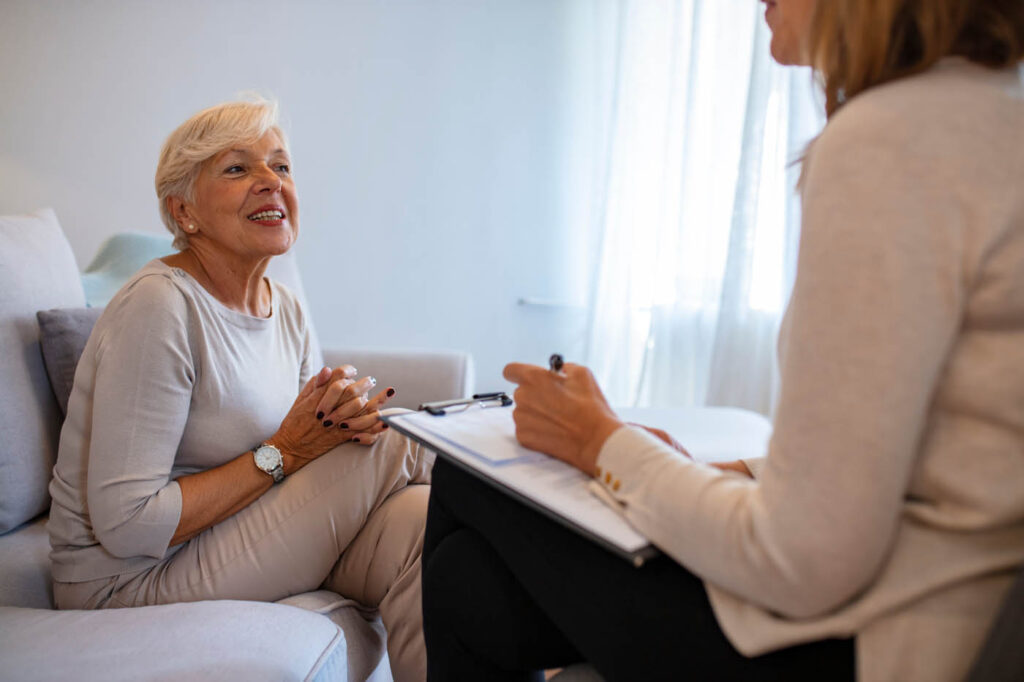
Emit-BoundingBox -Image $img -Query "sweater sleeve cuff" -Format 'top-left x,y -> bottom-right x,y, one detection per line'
594,424 -> 686,501
104,480 -> 183,559
151,479 -> 184,554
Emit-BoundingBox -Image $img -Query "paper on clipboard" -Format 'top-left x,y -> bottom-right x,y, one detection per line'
383,405 -> 657,565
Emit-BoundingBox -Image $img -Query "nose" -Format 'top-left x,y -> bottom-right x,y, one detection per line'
252,163 -> 283,193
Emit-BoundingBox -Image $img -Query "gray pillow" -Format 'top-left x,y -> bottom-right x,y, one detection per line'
0,209 -> 85,533
36,308 -> 104,417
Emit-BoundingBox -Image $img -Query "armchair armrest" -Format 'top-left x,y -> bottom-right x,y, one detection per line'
322,348 -> 474,411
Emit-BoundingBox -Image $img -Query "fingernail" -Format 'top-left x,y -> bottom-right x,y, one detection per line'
382,424 -> 389,430
316,411 -> 324,420
352,437 -> 361,443
386,388 -> 395,397
339,422 -> 349,429
369,376 -> 377,386
323,420 -> 333,428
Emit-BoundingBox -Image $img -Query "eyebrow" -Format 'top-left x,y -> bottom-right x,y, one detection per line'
224,148 -> 289,156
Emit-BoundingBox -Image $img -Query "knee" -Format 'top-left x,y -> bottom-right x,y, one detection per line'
373,426 -> 435,482
384,484 -> 431,550
374,485 -> 431,567
422,527 -> 478,626
346,486 -> 430,607
422,527 -> 526,664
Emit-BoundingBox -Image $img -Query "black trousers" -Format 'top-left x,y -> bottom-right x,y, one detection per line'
422,458 -> 855,681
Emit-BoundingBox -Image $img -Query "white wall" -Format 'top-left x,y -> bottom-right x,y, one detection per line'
1,0 -> 610,394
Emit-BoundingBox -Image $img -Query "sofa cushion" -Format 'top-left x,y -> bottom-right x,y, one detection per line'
0,209 -> 85,533
0,600 -> 346,682
0,516 -> 53,608
279,589 -> 391,681
36,308 -> 104,417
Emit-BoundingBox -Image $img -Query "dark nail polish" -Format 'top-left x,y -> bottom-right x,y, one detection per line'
386,388 -> 395,397
316,411 -> 324,420
352,437 -> 361,443
382,424 -> 389,430
323,420 -> 333,428
340,422 -> 349,429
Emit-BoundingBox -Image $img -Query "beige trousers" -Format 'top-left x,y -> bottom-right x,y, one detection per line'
54,428 -> 435,682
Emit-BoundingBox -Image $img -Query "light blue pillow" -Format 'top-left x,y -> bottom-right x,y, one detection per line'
81,232 -> 174,307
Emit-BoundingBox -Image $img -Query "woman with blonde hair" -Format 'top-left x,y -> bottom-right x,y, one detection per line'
422,1 -> 1024,680
47,99 -> 434,681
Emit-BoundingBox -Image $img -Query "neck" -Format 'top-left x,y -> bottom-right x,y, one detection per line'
162,246 -> 272,318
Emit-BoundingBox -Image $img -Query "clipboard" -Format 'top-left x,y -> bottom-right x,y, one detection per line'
383,398 -> 659,567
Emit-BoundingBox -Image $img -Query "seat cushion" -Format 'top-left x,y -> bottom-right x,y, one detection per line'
0,208 -> 85,533
0,600 -> 346,682
279,589 -> 392,681
0,515 -> 53,608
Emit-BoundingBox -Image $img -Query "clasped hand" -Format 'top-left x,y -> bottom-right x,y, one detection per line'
270,365 -> 395,474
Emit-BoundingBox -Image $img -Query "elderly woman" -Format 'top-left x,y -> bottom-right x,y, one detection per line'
422,1 -> 1024,680
47,100 -> 434,681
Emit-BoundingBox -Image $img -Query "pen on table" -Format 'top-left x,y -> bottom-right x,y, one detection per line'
549,353 -> 564,374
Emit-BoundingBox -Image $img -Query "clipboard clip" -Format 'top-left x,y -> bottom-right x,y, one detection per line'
418,392 -> 513,416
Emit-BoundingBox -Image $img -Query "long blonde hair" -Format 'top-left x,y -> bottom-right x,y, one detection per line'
808,0 -> 1024,117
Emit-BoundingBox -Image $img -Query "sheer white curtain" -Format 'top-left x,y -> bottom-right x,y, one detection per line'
583,0 -> 823,415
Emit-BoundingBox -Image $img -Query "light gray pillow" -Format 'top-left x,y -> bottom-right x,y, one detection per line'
36,308 -> 103,417
0,209 -> 85,533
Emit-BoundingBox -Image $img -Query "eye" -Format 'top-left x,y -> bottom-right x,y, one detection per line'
276,163 -> 290,174
225,165 -> 244,174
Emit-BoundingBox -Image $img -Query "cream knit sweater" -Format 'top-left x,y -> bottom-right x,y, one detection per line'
595,58 -> 1024,681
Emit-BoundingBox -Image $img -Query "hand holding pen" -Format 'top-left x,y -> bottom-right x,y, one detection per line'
503,354 -> 622,476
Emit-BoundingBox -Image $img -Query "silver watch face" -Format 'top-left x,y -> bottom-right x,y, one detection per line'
254,444 -> 282,472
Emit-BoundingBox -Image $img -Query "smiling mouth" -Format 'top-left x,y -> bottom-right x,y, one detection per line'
248,209 -> 285,221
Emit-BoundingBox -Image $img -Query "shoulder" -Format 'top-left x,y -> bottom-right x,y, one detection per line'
85,261 -> 197,368
268,279 -> 311,335
809,59 -> 1022,172
94,261 -> 194,345
105,260 -> 191,317
269,278 -> 302,311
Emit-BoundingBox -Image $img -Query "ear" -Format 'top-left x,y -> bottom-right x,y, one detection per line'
167,196 -> 197,234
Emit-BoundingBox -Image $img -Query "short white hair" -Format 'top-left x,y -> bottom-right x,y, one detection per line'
155,97 -> 288,250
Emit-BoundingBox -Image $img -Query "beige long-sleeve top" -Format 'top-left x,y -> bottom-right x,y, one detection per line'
595,58 -> 1024,681
48,260 -> 316,583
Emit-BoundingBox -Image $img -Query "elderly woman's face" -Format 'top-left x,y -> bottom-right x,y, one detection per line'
188,130 -> 298,260
761,0 -> 816,66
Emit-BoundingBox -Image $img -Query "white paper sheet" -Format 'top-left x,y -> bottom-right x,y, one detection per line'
386,406 -> 654,560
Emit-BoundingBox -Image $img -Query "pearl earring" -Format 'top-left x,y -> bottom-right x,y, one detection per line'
186,224 -> 196,233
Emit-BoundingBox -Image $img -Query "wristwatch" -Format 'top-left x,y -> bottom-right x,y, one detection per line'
253,443 -> 285,483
